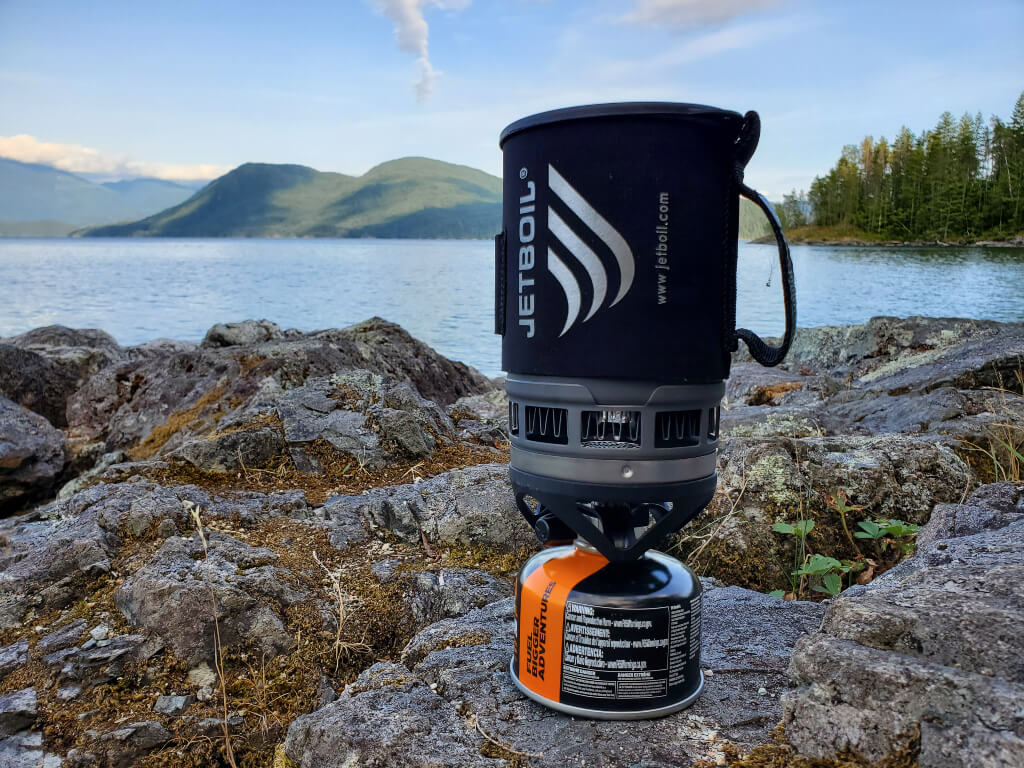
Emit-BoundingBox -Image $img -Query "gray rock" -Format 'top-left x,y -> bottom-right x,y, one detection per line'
51,634 -> 163,687
0,639 -> 29,681
0,396 -> 65,511
277,376 -> 382,471
66,317 -> 490,454
369,557 -> 401,583
449,391 -> 508,424
0,481 -> 311,630
168,426 -> 288,473
287,583 -> 826,768
66,348 -> 234,449
153,694 -> 193,714
919,722 -> 1024,768
286,662 -> 505,768
718,433 -> 970,521
782,483 -> 1024,766
0,688 -> 37,737
1,325 -> 123,429
721,404 -> 826,438
786,635 -> 1024,763
917,482 -> 1024,548
202,319 -> 283,347
315,676 -> 337,709
57,685 -> 82,701
319,498 -> 371,549
327,463 -> 534,551
58,450 -> 128,500
0,486 -> 114,629
725,363 -> 816,407
733,316 -> 1015,383
0,343 -> 77,427
94,720 -> 171,768
448,390 -> 509,444
37,618 -> 88,652
114,532 -> 304,665
3,325 -> 123,383
278,370 -> 454,473
330,317 -> 494,406
403,567 -> 514,627
855,322 -> 1024,395
196,714 -> 243,736
187,662 -> 217,688
0,731 -> 55,768
697,434 -> 972,580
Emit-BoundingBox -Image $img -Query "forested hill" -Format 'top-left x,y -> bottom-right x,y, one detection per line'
775,92 -> 1024,242
80,158 -> 503,239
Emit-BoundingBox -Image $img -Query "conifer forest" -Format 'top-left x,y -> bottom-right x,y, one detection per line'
778,92 -> 1024,241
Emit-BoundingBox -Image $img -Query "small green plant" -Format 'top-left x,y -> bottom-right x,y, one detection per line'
772,519 -> 814,595
772,520 -> 815,537
794,553 -> 864,596
771,518 -> 867,599
770,520 -> 815,598
824,490 -> 865,552
855,518 -> 921,557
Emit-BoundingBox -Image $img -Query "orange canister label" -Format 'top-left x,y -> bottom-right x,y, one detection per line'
515,549 -> 608,702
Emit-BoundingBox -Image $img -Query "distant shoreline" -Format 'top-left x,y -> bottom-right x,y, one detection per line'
750,226 -> 1024,248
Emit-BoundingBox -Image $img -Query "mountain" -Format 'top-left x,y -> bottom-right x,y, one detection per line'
80,157 -> 773,241
0,157 -> 196,236
739,198 -> 771,240
100,178 -> 202,213
80,157 -> 503,239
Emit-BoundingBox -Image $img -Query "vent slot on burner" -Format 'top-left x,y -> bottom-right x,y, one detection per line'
581,410 -> 641,448
707,407 -> 720,440
524,405 -> 568,444
655,410 -> 702,448
508,402 -> 519,435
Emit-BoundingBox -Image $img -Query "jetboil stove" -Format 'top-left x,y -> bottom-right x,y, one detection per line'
494,103 -> 796,719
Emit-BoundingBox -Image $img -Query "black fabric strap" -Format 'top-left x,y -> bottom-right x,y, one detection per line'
734,183 -> 796,367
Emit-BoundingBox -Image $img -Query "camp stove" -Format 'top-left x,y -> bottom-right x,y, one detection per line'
494,103 -> 796,719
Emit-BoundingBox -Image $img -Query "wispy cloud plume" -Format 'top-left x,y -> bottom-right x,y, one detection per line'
621,0 -> 784,27
373,0 -> 470,101
599,16 -> 799,79
0,134 -> 229,181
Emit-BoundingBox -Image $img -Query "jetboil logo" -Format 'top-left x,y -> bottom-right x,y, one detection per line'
517,164 -> 636,339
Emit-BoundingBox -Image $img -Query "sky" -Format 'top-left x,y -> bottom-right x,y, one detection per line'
0,0 -> 1021,198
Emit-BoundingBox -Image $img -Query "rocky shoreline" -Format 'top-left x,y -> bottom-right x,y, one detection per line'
0,316 -> 1022,767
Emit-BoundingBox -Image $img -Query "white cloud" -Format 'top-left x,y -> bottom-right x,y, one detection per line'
597,17 -> 798,80
622,0 -> 784,27
0,134 -> 229,181
373,0 -> 471,102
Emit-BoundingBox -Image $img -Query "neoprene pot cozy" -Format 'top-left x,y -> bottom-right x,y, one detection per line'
495,102 -> 796,562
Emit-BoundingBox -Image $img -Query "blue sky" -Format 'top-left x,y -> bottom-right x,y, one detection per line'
1,0 -> 1021,197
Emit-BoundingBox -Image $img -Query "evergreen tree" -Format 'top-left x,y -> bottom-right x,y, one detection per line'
804,92 -> 1024,240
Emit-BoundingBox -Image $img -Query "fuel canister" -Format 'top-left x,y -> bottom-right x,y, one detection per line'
512,543 -> 703,719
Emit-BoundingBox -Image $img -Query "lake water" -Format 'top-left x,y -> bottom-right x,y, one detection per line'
1,238 -> 1022,376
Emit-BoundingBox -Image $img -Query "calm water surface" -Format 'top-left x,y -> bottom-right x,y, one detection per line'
1,238 -> 1022,376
